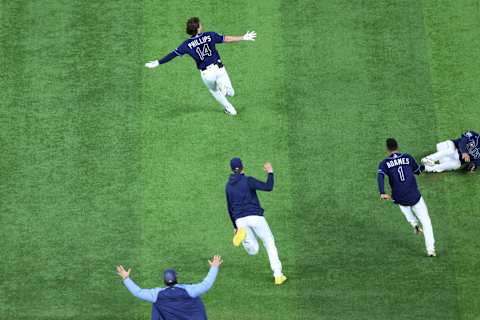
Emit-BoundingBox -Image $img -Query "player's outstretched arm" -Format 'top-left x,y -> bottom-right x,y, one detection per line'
145,50 -> 180,69
182,256 -> 223,298
224,31 -> 256,43
116,265 -> 160,302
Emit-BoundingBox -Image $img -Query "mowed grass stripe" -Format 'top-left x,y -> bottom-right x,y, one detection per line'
141,0 -> 295,319
0,2 -> 144,319
423,1 -> 480,318
283,1 -> 458,319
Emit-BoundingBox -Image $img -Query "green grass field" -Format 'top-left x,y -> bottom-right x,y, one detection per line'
1,1 -> 480,319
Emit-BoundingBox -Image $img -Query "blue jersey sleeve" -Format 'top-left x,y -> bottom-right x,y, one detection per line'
210,32 -> 224,44
178,266 -> 219,298
225,190 -> 237,228
158,51 -> 178,65
174,42 -> 189,56
247,173 -> 274,192
409,155 -> 424,175
123,278 -> 162,303
377,161 -> 387,194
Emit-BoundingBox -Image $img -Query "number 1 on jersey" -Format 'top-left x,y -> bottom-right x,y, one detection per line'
196,44 -> 212,61
397,166 -> 406,182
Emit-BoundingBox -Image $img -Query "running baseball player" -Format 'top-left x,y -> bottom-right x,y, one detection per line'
421,130 -> 479,173
225,157 -> 286,285
377,138 -> 436,257
116,255 -> 222,320
145,17 -> 256,116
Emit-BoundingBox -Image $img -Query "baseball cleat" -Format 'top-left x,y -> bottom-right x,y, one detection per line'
274,275 -> 287,285
427,250 -> 437,257
232,228 -> 246,247
414,225 -> 423,235
421,157 -> 435,166
224,105 -> 237,116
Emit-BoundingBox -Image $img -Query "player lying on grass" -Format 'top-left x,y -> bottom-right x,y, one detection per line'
116,255 -> 222,320
225,158 -> 287,285
377,138 -> 436,257
421,130 -> 479,173
145,17 -> 256,116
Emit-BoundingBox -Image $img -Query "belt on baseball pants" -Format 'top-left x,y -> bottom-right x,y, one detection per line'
200,62 -> 224,71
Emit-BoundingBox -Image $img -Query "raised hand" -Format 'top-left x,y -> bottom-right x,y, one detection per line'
263,162 -> 273,173
208,255 -> 223,267
116,265 -> 131,280
242,31 -> 257,41
145,60 -> 160,69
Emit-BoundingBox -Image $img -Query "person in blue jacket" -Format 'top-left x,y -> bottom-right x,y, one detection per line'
422,130 -> 479,173
116,255 -> 222,320
225,157 -> 286,285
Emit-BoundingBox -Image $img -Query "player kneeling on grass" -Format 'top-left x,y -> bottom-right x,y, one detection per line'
145,17 -> 256,116
421,130 -> 479,173
377,138 -> 436,257
116,255 -> 222,320
225,158 -> 286,285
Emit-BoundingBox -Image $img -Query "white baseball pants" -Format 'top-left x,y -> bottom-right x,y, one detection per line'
235,215 -> 283,277
426,140 -> 461,172
200,64 -> 235,110
398,197 -> 435,253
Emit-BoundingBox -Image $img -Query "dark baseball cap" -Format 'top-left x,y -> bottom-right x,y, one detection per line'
163,269 -> 177,286
230,157 -> 243,171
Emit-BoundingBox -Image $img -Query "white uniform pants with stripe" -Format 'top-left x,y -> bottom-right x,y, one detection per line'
235,215 -> 283,277
398,197 -> 435,252
426,140 -> 461,172
200,64 -> 235,110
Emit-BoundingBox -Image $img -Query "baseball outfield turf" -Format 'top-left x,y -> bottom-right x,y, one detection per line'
1,1 -> 479,319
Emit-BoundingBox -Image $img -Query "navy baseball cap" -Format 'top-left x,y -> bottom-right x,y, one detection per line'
230,157 -> 243,171
163,269 -> 177,286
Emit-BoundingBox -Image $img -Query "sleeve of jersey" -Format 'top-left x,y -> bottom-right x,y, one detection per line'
377,163 -> 386,194
247,173 -> 274,192
157,51 -> 178,65
123,278 -> 161,303
225,191 -> 237,228
410,156 -> 424,175
182,266 -> 219,298
212,32 -> 225,43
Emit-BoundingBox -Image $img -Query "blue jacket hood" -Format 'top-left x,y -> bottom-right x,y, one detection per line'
228,173 -> 243,185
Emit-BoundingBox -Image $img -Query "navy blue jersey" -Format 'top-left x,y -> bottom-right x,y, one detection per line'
453,131 -> 480,165
157,32 -> 225,70
377,153 -> 423,206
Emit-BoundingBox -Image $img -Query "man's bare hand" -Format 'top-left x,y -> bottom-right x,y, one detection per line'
263,162 -> 273,173
208,255 -> 223,267
116,265 -> 131,280
462,153 -> 471,162
380,194 -> 391,201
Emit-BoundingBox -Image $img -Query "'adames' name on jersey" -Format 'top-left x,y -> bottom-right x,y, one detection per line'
385,157 -> 410,168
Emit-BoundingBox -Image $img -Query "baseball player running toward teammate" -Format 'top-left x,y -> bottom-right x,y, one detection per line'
116,255 -> 223,320
377,138 -> 436,257
225,157 -> 286,285
421,130 -> 479,173
145,17 -> 256,116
